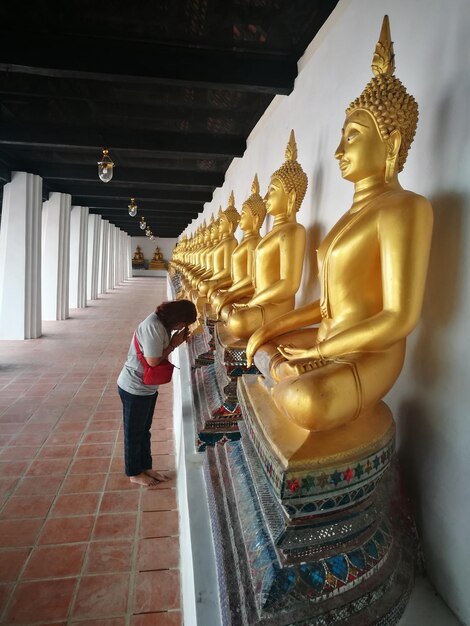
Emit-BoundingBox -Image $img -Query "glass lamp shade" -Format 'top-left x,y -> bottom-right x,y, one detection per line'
139,218 -> 146,230
145,229 -> 151,237
128,198 -> 138,217
97,149 -> 114,183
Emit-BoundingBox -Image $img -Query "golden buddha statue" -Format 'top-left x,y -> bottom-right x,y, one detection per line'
132,245 -> 145,267
191,213 -> 220,293
225,131 -> 307,340
199,192 -> 240,299
247,15 -> 433,433
149,246 -> 166,269
211,174 -> 267,320
180,224 -> 207,296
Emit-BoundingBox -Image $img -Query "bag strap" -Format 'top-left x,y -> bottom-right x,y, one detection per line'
133,330 -> 179,370
133,332 -> 148,369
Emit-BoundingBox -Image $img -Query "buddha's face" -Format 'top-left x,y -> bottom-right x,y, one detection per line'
219,215 -> 230,236
239,206 -> 254,232
335,109 -> 387,183
264,177 -> 288,216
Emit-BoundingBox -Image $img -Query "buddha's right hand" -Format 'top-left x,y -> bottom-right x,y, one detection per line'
277,344 -> 325,366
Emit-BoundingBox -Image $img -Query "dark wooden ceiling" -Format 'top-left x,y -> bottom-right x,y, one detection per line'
0,0 -> 338,237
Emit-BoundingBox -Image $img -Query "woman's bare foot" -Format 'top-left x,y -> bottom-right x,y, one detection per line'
130,473 -> 160,487
144,469 -> 169,482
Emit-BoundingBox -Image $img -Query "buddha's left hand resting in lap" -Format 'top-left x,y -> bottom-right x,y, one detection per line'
246,16 -> 433,433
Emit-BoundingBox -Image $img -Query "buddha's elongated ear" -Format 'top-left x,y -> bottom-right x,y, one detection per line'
287,189 -> 297,216
385,129 -> 402,183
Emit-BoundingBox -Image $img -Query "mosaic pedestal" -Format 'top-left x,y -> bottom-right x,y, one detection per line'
187,329 -> 211,368
212,323 -> 259,420
192,363 -> 242,451
204,375 -> 417,625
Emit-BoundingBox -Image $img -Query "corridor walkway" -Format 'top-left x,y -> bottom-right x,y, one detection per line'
0,278 -> 181,626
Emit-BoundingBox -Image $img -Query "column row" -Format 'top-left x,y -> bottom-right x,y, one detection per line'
0,171 -> 132,339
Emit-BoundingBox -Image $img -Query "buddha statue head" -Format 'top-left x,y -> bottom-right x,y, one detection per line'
338,15 -> 418,184
240,174 -> 266,234
218,191 -> 240,236
210,213 -> 220,243
266,130 -> 308,218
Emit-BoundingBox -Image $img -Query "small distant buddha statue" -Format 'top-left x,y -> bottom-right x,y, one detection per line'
199,192 -> 240,300
225,130 -> 307,340
132,245 -> 145,267
211,174 -> 267,320
149,246 -> 166,269
247,16 -> 433,432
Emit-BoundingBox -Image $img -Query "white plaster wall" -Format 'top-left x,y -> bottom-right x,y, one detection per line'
181,1 -> 470,622
131,236 -> 176,264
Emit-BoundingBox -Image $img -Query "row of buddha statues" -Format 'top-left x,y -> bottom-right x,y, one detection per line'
132,246 -> 166,269
170,15 -> 433,436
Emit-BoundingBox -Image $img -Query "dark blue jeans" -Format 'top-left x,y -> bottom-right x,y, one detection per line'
118,386 -> 158,476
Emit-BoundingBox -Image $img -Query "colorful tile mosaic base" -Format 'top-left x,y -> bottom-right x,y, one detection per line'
238,379 -> 394,515
204,439 -> 415,625
192,364 -> 242,452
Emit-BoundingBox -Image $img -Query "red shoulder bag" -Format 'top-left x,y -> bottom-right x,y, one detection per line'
133,333 -> 175,385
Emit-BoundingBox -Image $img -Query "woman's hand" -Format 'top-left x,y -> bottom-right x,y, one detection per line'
170,327 -> 189,348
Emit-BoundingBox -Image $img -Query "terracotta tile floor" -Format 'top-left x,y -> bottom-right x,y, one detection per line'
0,278 -> 182,625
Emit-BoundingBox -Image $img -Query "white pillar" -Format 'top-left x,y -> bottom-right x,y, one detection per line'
87,214 -> 102,301
127,235 -> 132,279
120,231 -> 127,282
99,219 -> 109,295
69,205 -> 89,309
41,192 -> 71,321
0,172 -> 42,339
107,224 -> 115,290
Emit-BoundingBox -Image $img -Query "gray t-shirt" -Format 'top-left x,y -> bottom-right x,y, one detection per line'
117,312 -> 170,396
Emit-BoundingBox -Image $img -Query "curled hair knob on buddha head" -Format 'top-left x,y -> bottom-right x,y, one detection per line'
243,174 -> 266,226
221,191 -> 240,232
270,130 -> 308,214
346,15 -> 418,175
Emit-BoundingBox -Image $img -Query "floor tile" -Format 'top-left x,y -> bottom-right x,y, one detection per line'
70,617 -> 126,626
100,491 -> 140,514
0,518 -> 43,547
72,573 -> 129,619
141,489 -> 177,512
85,539 -> 133,574
15,475 -> 64,495
69,457 -> 111,474
0,548 -> 31,582
5,577 -> 77,623
0,494 -> 55,519
51,492 -> 100,517
22,544 -> 87,579
0,460 -> 30,478
133,569 -> 180,613
137,537 -> 179,571
76,443 -> 115,458
61,473 -> 107,494
92,513 -> 137,541
140,511 -> 179,539
26,457 -> 72,477
38,515 -> 95,545
131,612 -> 182,626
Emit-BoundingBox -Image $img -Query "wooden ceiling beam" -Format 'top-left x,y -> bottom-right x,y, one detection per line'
0,34 -> 296,95
0,123 -> 245,159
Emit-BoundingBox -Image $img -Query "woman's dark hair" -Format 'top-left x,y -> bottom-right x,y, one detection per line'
156,299 -> 197,328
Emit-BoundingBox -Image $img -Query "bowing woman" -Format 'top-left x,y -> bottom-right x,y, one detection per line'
117,299 -> 197,487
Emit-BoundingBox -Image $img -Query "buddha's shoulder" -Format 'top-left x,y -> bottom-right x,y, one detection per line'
380,189 -> 432,214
